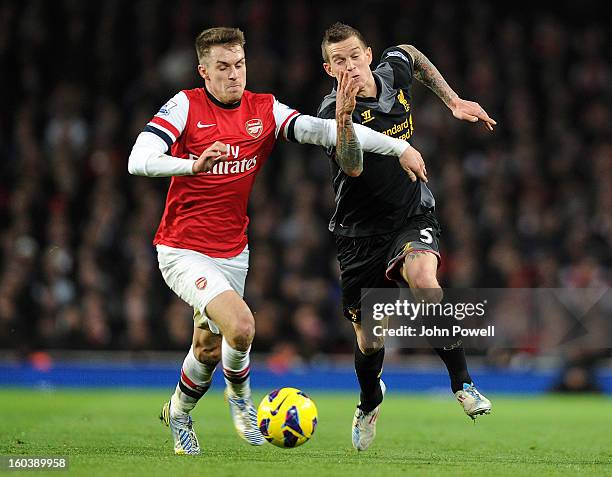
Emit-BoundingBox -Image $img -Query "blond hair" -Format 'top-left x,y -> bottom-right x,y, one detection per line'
321,22 -> 367,63
195,27 -> 245,64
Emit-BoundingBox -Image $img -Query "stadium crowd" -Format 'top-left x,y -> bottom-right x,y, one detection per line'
0,1 -> 610,362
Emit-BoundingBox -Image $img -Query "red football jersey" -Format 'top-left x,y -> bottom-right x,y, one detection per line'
143,88 -> 299,258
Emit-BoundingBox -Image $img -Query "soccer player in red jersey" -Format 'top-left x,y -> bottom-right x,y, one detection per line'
128,27 -> 426,455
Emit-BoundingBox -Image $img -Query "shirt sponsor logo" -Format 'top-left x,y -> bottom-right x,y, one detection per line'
245,118 -> 263,138
190,154 -> 258,175
206,156 -> 258,175
381,115 -> 413,141
188,150 -> 257,175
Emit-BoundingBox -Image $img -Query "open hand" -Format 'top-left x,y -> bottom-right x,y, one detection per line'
335,70 -> 359,123
192,141 -> 229,174
450,97 -> 497,132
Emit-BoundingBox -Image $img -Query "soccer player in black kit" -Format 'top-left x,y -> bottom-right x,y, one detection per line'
318,23 -> 497,451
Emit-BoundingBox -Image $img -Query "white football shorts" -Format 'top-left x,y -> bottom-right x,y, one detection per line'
156,244 -> 249,334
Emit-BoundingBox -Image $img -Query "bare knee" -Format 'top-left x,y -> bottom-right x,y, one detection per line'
205,291 -> 255,351
225,311 -> 255,351
402,260 -> 442,302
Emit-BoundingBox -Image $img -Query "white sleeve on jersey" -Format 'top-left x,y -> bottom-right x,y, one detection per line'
272,98 -> 300,139
127,91 -> 194,177
143,91 -> 189,151
128,132 -> 194,176
290,115 -> 410,157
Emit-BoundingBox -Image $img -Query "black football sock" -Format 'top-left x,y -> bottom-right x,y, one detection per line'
355,344 -> 385,413
434,346 -> 472,393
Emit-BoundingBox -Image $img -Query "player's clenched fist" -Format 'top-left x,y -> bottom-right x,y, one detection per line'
192,141 -> 229,174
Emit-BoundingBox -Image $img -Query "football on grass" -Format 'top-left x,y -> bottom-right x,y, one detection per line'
257,387 -> 318,448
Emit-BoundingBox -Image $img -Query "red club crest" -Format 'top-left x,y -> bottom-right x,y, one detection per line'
195,277 -> 207,290
245,119 -> 263,138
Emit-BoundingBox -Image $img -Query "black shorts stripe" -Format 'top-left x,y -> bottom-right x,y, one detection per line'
143,125 -> 173,151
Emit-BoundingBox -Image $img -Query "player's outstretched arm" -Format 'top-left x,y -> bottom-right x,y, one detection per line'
398,44 -> 497,132
285,113 -> 426,181
128,134 -> 227,177
128,132 -> 194,176
275,91 -> 426,180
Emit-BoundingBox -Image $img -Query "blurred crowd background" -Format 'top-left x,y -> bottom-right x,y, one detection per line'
0,1 -> 610,370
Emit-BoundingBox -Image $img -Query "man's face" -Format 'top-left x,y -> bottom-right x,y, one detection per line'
198,44 -> 246,104
323,36 -> 373,94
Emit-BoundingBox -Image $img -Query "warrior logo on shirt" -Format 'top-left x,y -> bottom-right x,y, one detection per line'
245,119 -> 263,138
361,109 -> 375,124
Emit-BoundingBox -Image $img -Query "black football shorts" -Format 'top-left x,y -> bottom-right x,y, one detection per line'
335,211 -> 441,323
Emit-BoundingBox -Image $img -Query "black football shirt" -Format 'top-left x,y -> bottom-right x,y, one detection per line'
317,46 -> 435,237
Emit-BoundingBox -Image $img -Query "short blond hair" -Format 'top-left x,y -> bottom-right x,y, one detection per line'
321,22 -> 367,63
195,27 -> 245,64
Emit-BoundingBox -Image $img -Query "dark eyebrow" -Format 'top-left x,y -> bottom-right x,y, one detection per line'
216,57 -> 245,66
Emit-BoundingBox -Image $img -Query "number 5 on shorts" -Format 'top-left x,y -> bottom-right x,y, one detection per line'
419,227 -> 434,244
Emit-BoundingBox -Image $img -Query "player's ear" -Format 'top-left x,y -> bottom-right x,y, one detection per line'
365,46 -> 372,66
197,64 -> 209,81
323,62 -> 334,78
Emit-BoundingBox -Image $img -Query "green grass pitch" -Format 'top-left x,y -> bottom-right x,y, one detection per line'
1,389 -> 611,476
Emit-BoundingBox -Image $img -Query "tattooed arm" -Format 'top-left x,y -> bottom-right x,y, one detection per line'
398,44 -> 496,131
334,70 -> 363,177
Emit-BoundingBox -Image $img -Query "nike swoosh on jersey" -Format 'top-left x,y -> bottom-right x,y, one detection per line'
197,122 -> 216,128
